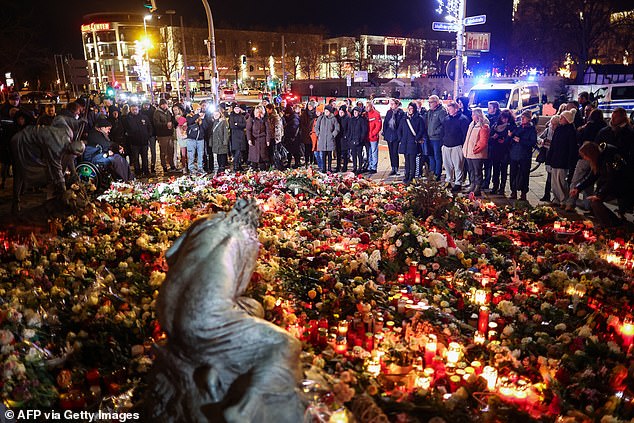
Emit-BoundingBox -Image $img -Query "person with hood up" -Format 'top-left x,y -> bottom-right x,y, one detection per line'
462,108 -> 490,196
545,110 -> 578,206
300,101 -> 317,166
315,104 -> 340,173
397,102 -> 427,184
346,106 -> 368,174
283,104 -> 301,168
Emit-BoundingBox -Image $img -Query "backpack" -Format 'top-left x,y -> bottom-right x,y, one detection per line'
186,122 -> 201,140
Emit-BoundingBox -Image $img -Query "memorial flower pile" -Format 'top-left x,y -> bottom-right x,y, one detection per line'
1,168 -> 634,422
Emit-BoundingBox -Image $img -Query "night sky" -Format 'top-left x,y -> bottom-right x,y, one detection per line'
23,0 -> 512,58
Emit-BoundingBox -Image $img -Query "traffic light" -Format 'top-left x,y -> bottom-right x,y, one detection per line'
143,0 -> 157,12
105,85 -> 115,99
249,65 -> 254,72
241,55 -> 247,65
165,82 -> 172,91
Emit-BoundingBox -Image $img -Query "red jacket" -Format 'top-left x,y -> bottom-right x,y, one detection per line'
366,109 -> 382,142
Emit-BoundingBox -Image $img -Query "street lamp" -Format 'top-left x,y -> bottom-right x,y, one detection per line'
201,0 -> 219,106
143,14 -> 154,102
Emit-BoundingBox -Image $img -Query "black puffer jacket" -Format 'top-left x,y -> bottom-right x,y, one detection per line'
546,123 -> 577,169
346,115 -> 368,147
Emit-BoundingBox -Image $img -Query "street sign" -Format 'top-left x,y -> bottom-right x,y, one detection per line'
353,71 -> 368,82
464,15 -> 486,26
309,84 -> 314,90
438,48 -> 456,56
446,58 -> 456,81
432,22 -> 458,32
465,51 -> 481,58
466,32 -> 491,52
346,75 -> 352,87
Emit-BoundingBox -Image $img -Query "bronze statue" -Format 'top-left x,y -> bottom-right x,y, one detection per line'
146,198 -> 304,422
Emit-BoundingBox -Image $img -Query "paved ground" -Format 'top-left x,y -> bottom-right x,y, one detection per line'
0,141 -> 615,226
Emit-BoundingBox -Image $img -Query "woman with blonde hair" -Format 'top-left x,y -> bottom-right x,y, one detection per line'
462,108 -> 490,196
537,114 -> 560,202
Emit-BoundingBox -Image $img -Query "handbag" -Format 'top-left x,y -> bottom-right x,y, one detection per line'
535,146 -> 548,163
273,143 -> 289,170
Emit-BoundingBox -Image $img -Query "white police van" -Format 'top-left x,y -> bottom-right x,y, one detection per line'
467,81 -> 542,119
593,81 -> 634,121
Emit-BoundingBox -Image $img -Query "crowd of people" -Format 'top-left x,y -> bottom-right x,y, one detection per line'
1,89 -> 633,227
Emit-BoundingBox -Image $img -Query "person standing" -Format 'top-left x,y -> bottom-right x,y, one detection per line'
346,106 -> 368,174
172,104 -> 187,172
397,102 -> 426,184
283,104 -> 301,168
482,101 -> 501,190
300,101 -> 317,166
425,95 -> 447,181
336,105 -> 350,172
208,109 -> 230,174
141,102 -> 157,174
315,105 -> 340,173
441,101 -> 469,192
124,104 -> 152,177
509,110 -> 537,201
229,104 -> 248,172
246,105 -> 270,170
545,110 -> 577,206
489,109 -> 514,196
311,105 -> 324,169
266,104 -> 284,169
153,99 -> 176,174
365,101 -> 382,174
537,115 -> 559,202
382,99 -> 404,175
185,103 -> 208,176
462,109 -> 490,196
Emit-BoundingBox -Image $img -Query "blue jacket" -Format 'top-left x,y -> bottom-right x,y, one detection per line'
441,112 -> 469,148
383,108 -> 404,143
509,123 -> 537,161
186,114 -> 208,141
397,113 -> 426,155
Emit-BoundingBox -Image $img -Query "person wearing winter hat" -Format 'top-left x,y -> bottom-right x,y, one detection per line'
346,106 -> 368,173
314,104 -> 339,172
545,110 -> 578,206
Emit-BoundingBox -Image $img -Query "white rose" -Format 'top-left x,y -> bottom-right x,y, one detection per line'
427,232 -> 448,250
423,248 -> 434,258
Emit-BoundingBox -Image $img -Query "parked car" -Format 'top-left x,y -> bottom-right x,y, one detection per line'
221,89 -> 235,101
20,91 -> 59,104
371,97 -> 392,117
242,88 -> 261,96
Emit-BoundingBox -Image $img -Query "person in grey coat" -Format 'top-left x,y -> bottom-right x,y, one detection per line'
209,110 -> 230,174
424,95 -> 447,180
315,105 -> 340,172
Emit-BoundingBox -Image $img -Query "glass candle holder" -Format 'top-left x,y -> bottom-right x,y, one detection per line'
481,366 -> 498,390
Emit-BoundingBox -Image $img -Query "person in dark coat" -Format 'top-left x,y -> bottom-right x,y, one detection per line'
545,110 -> 578,206
336,105 -> 351,172
397,102 -> 427,184
488,109 -> 514,196
509,110 -> 537,200
382,99 -> 404,175
457,96 -> 472,121
346,107 -> 368,174
283,104 -> 301,168
124,104 -> 152,177
153,99 -> 176,173
246,105 -> 270,170
229,104 -> 248,172
84,118 -> 134,182
141,102 -> 157,173
571,142 -> 629,227
483,101 -> 501,190
108,107 -> 127,158
299,101 -> 317,166
208,110 -> 230,174
424,95 -> 447,180
37,104 -> 57,126
566,108 -> 607,211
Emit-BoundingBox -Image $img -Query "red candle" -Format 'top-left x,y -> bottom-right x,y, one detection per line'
409,261 -> 418,281
478,306 -> 490,334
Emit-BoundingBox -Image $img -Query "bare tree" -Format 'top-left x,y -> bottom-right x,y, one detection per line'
155,29 -> 180,84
